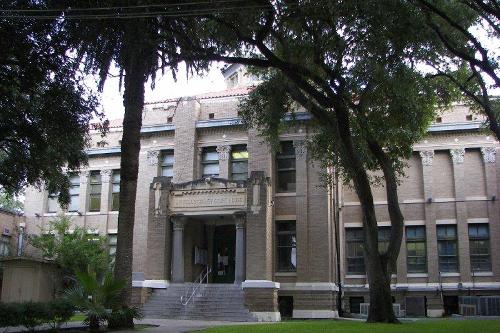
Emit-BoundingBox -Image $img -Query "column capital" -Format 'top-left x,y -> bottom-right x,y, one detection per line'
100,169 -> 112,183
481,147 -> 496,164
293,140 -> 307,159
216,145 -> 231,161
171,214 -> 186,229
79,170 -> 90,183
146,150 -> 160,166
450,148 -> 465,164
234,211 -> 246,228
419,150 -> 434,166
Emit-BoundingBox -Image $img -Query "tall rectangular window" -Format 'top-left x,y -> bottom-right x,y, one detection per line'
0,235 -> 11,257
202,147 -> 219,177
437,225 -> 459,273
469,224 -> 491,272
111,170 -> 120,211
47,193 -> 58,213
346,228 -> 365,274
406,226 -> 427,273
276,141 -> 296,192
378,227 -> 391,253
68,174 -> 80,212
88,171 -> 102,212
276,221 -> 297,272
231,145 -> 248,181
161,151 -> 174,178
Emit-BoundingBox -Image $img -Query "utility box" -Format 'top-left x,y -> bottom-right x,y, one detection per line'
0,257 -> 60,302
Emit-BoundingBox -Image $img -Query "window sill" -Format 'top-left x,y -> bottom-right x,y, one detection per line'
275,272 -> 297,277
86,211 -> 101,215
65,212 -> 81,216
43,213 -> 57,217
472,271 -> 493,277
345,274 -> 366,279
440,272 -> 460,277
407,273 -> 428,278
109,211 -> 119,215
275,192 -> 297,197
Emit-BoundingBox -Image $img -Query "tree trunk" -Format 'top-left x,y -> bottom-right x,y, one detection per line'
113,28 -> 149,328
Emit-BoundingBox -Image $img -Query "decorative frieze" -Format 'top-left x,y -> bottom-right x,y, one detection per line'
481,147 -> 496,164
146,150 -> 160,166
100,169 -> 112,183
419,150 -> 434,166
293,140 -> 307,159
450,148 -> 465,164
216,145 -> 231,161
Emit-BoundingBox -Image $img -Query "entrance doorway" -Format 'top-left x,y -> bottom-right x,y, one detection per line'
212,225 -> 235,283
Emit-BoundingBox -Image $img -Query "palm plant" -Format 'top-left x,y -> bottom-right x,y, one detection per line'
65,271 -> 124,332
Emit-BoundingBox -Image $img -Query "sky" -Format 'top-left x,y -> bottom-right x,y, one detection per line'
96,62 -> 228,120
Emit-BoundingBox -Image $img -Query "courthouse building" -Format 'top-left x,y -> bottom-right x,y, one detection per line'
23,65 -> 500,320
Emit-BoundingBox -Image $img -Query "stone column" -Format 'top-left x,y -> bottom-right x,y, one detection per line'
450,148 -> 471,280
171,215 -> 186,283
100,169 -> 112,213
234,212 -> 246,283
217,145 -> 231,179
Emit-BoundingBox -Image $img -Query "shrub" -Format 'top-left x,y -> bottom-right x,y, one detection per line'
0,300 -> 75,332
107,306 -> 144,329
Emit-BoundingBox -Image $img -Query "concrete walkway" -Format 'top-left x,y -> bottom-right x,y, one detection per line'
134,318 -> 263,333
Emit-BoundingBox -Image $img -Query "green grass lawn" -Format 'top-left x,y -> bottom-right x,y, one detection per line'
69,314 -> 86,322
199,319 -> 500,333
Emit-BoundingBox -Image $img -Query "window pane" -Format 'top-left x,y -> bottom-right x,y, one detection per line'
162,166 -> 174,177
112,171 -> 120,184
203,163 -> 219,177
277,170 -> 296,192
232,150 -> 248,160
89,195 -> 101,212
47,195 -> 58,213
161,152 -> 174,165
68,195 -> 79,212
112,192 -> 120,211
203,150 -> 218,161
276,221 -> 297,272
277,222 -> 296,232
279,141 -> 295,156
277,159 -> 295,170
232,161 -> 248,174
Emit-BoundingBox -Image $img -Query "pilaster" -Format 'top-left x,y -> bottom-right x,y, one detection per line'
419,150 -> 438,282
234,212 -> 246,283
217,145 -> 231,179
100,169 -> 112,213
294,140 -> 309,281
450,148 -> 471,280
78,170 -> 89,213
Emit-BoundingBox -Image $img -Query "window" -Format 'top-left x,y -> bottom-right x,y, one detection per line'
0,235 -> 11,257
349,297 -> 364,314
161,151 -> 174,178
167,116 -> 173,123
208,113 -> 215,120
68,174 -> 80,212
231,145 -> 248,181
88,171 -> 102,212
202,147 -> 219,177
346,228 -> 365,274
469,224 -> 491,272
406,226 -> 427,273
378,227 -> 391,253
108,234 -> 117,265
276,221 -> 296,272
227,72 -> 238,88
436,117 -> 442,123
47,192 -> 58,213
111,170 -> 120,211
437,225 -> 459,273
466,114 -> 473,121
276,141 -> 296,192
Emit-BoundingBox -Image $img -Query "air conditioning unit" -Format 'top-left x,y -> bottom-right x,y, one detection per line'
358,303 -> 404,317
360,303 -> 370,316
459,304 -> 477,316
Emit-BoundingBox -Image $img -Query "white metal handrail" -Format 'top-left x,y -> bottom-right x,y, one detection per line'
180,266 -> 211,306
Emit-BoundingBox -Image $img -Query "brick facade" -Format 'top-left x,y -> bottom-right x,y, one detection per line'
22,70 -> 500,320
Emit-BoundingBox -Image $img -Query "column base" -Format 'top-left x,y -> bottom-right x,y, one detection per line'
426,309 -> 444,317
293,310 -> 338,319
250,312 -> 281,322
132,280 -> 169,288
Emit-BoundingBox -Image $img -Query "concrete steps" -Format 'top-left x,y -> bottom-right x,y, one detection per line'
142,284 -> 256,322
